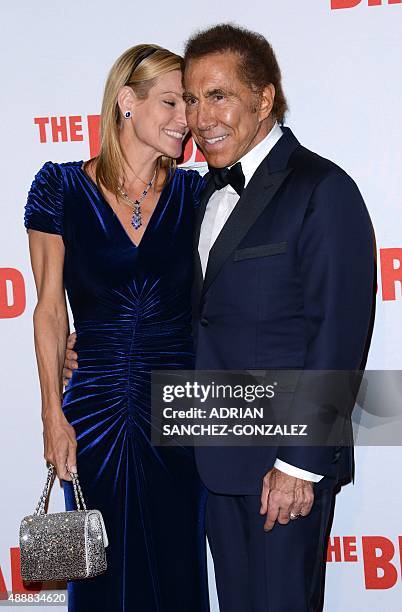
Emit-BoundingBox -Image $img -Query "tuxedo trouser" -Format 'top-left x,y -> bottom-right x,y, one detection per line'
206,481 -> 335,612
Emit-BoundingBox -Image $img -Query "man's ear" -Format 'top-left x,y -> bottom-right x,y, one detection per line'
117,86 -> 136,119
258,83 -> 275,122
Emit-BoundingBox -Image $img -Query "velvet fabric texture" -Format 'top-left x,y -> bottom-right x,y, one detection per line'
24,161 -> 209,612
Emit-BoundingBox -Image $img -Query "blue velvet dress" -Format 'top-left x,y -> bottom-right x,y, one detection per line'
24,161 -> 209,612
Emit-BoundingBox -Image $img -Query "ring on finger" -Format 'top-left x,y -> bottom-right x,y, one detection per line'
290,512 -> 301,520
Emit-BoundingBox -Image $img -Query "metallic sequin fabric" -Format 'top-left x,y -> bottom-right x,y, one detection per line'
20,509 -> 108,581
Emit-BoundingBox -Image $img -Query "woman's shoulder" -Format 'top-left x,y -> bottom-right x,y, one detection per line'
173,167 -> 206,197
174,166 -> 204,181
170,168 -> 204,208
24,160 -> 82,235
30,159 -> 83,186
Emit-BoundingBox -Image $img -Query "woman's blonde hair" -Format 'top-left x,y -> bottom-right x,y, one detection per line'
91,44 -> 184,197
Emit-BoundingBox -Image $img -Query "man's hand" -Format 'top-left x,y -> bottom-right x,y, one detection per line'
260,467 -> 314,531
63,332 -> 78,387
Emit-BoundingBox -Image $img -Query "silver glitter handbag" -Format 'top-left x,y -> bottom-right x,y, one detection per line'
19,464 -> 108,581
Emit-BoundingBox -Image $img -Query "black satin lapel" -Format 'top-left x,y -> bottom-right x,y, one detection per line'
194,174 -> 215,248
202,166 -> 292,296
193,175 -> 215,306
193,252 -> 203,309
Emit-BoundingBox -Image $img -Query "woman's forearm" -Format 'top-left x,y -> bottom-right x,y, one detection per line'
27,230 -> 77,479
33,302 -> 69,420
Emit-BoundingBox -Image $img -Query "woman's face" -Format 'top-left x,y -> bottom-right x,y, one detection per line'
128,69 -> 189,159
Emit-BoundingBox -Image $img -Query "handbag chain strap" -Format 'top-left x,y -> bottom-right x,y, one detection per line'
34,464 -> 87,516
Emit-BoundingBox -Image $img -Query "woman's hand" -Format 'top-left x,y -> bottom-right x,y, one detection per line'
42,409 -> 77,481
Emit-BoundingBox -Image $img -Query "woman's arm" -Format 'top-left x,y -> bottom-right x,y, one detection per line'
28,229 -> 77,481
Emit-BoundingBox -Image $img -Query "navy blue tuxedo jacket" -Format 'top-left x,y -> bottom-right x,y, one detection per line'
192,127 -> 375,495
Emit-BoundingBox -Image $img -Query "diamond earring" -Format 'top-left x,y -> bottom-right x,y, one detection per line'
124,111 -> 132,119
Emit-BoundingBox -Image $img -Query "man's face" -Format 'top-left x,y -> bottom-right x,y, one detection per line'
184,52 -> 272,168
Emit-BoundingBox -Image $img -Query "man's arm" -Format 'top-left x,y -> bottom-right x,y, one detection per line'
275,170 -> 375,474
63,332 -> 78,387
261,170 -> 375,530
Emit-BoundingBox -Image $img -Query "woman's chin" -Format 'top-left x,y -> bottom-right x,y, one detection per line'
165,144 -> 183,159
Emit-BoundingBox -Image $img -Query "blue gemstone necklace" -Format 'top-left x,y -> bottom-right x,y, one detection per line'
117,168 -> 157,230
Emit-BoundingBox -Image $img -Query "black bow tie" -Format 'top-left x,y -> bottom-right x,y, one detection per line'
208,162 -> 245,196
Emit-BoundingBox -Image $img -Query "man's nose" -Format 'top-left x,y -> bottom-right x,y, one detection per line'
196,102 -> 215,131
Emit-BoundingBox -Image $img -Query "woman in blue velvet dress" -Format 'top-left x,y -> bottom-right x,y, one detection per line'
24,44 -> 208,611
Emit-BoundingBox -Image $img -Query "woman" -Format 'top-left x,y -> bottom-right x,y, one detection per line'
24,44 -> 208,612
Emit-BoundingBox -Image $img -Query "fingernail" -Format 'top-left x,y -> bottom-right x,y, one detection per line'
70,465 -> 77,473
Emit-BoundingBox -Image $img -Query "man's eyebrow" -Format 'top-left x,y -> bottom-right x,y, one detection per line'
205,88 -> 231,98
183,88 -> 234,100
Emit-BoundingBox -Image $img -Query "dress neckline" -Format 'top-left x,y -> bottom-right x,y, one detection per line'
77,161 -> 170,249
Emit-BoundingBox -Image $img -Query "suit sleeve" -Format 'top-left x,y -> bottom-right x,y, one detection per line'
276,171 -> 375,476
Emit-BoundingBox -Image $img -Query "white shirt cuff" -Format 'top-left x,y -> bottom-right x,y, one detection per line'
274,459 -> 324,482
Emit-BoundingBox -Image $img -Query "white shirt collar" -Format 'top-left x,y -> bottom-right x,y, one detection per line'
232,121 -> 283,188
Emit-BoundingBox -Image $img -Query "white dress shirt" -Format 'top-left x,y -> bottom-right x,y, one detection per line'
198,122 -> 323,483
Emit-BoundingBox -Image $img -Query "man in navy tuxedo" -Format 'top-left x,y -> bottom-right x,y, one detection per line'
182,23 -> 375,611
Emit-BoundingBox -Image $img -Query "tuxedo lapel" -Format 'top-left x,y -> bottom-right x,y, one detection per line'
193,174 -> 216,305
195,127 -> 301,300
194,174 -> 215,251
202,164 -> 292,296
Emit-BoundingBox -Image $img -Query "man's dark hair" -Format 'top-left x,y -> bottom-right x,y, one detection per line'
184,23 -> 288,122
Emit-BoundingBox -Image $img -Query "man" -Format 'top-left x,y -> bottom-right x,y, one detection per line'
182,24 -> 374,612
65,24 -> 375,611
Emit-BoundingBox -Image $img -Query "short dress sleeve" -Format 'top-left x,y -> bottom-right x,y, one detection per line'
24,161 -> 64,235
